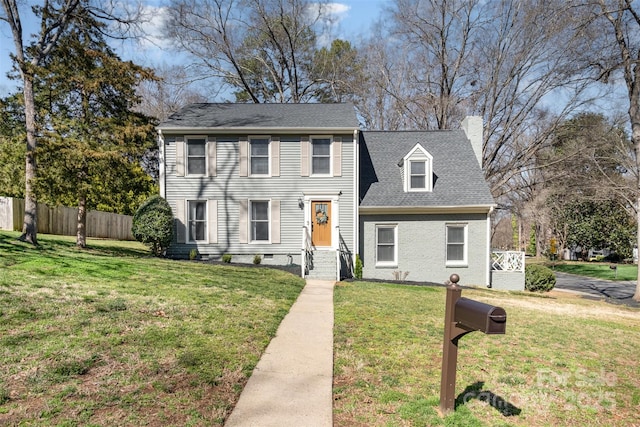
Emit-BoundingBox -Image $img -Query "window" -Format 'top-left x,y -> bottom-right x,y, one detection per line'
187,138 -> 206,175
376,225 -> 397,266
403,144 -> 433,192
311,138 -> 331,175
250,137 -> 270,175
188,201 -> 207,241
446,224 -> 467,265
410,161 -> 426,190
250,201 -> 270,242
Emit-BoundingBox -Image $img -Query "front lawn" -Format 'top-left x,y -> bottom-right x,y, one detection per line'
548,261 -> 637,281
334,281 -> 640,426
0,231 -> 305,426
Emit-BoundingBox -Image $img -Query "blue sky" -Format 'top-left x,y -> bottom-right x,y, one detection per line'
0,0 -> 389,97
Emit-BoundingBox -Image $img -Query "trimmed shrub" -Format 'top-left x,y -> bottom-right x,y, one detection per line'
253,254 -> 262,264
222,254 -> 232,263
132,195 -> 174,256
525,264 -> 556,292
354,254 -> 363,279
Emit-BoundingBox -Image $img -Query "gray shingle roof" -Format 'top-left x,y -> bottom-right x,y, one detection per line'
158,103 -> 359,130
359,130 -> 495,208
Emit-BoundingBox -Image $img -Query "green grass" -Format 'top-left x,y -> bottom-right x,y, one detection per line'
0,231 -> 305,426
333,281 -> 640,426
547,261 -> 637,281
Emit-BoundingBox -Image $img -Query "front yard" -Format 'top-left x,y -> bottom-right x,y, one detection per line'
0,232 -> 304,426
2,231 -> 639,426
334,281 -> 640,426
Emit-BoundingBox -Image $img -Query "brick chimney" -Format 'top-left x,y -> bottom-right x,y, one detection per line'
461,116 -> 483,168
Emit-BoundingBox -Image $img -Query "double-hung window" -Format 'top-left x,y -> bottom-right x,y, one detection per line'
250,200 -> 270,242
311,138 -> 331,175
410,161 -> 426,190
250,137 -> 270,175
188,201 -> 207,242
376,224 -> 397,266
187,137 -> 206,175
446,224 -> 467,266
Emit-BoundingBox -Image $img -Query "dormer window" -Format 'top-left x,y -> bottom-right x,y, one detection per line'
410,161 -> 426,190
403,143 -> 433,192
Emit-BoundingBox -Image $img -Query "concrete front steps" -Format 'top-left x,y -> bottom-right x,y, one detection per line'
306,250 -> 337,280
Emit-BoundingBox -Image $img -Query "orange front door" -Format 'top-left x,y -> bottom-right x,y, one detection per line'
311,201 -> 332,247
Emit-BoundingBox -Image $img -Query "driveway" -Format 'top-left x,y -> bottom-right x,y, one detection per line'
554,272 -> 640,308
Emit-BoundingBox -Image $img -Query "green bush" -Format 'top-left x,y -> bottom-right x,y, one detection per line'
253,254 -> 262,265
354,254 -> 363,279
525,264 -> 556,292
189,249 -> 199,260
222,254 -> 232,263
132,195 -> 174,256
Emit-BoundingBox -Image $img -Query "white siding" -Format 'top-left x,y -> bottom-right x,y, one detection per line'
163,133 -> 356,261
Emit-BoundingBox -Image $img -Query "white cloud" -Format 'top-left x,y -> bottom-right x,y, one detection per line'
311,2 -> 351,46
138,5 -> 172,51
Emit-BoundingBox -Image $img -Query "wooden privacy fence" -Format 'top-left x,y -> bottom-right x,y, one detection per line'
0,197 -> 134,241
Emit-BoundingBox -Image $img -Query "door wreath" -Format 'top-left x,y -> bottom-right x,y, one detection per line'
315,208 -> 329,224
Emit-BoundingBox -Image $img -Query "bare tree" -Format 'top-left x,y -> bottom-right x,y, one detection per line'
580,0 -> 640,301
386,0 -> 483,130
165,0 -> 335,103
369,0 -> 599,202
136,64 -> 208,121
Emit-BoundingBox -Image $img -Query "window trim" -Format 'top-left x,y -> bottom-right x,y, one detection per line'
185,135 -> 208,176
310,135 -> 333,176
445,223 -> 468,267
249,199 -> 271,243
375,223 -> 398,267
249,135 -> 271,177
187,200 -> 207,243
403,144 -> 433,192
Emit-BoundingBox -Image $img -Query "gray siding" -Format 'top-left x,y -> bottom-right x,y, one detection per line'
163,133 -> 355,263
360,213 -> 489,286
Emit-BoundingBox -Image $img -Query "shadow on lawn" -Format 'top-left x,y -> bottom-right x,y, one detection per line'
456,381 -> 521,416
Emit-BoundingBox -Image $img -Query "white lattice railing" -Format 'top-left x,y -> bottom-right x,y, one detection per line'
491,251 -> 525,272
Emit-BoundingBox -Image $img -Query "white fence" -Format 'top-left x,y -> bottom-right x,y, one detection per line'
491,251 -> 525,272
490,251 -> 525,291
0,197 -> 134,240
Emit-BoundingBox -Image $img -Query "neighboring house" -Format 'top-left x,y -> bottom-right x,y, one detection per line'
157,104 -> 496,286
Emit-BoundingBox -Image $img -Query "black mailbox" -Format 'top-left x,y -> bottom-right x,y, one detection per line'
454,297 -> 506,334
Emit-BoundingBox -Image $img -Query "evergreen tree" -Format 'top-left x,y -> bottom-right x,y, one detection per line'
32,13 -> 157,248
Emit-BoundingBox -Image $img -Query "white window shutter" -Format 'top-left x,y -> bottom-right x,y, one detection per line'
271,137 -> 280,177
239,137 -> 248,177
208,200 -> 218,243
300,136 -> 309,177
271,200 -> 280,244
208,137 -> 216,177
239,200 -> 248,243
175,199 -> 186,243
333,137 -> 342,177
176,136 -> 185,176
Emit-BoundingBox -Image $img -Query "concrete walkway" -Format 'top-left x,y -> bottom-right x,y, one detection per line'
225,279 -> 335,427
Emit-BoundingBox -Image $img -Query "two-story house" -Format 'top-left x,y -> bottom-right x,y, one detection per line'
157,104 -> 496,285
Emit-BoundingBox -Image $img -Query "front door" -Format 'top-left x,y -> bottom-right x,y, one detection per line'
311,201 -> 332,247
